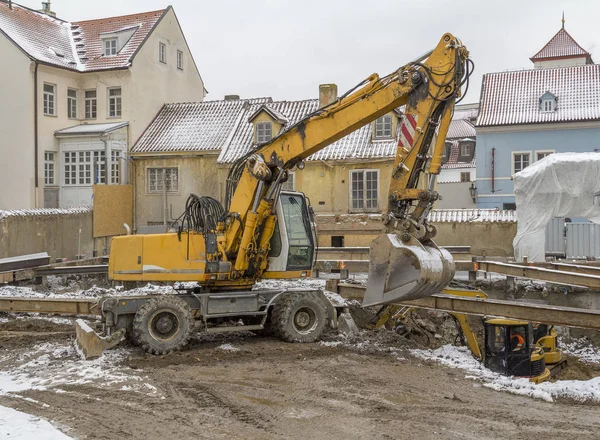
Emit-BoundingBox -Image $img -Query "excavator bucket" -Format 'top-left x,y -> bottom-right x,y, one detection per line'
363,233 -> 455,307
75,319 -> 126,360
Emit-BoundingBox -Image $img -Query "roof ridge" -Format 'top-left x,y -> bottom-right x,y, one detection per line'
487,63 -> 600,77
72,8 -> 167,25
1,1 -> 69,23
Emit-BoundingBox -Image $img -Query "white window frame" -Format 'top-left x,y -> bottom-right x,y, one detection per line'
374,115 -> 393,139
44,151 -> 56,186
159,42 -> 167,64
256,122 -> 272,144
104,38 -> 118,56
541,98 -> 555,113
147,167 -> 179,194
535,149 -> 555,161
349,169 -> 379,213
84,90 -> 97,119
108,87 -> 122,118
43,83 -> 56,116
282,171 -> 295,191
177,49 -> 183,70
460,144 -> 472,156
512,151 -> 532,175
67,88 -> 78,119
460,171 -> 471,182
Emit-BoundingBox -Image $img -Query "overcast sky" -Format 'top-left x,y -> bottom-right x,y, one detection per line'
18,0 -> 598,103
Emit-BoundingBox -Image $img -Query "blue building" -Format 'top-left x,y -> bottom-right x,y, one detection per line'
475,22 -> 599,209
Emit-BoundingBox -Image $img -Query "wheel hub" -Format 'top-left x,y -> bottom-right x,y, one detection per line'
149,310 -> 180,341
295,311 -> 311,328
292,307 -> 318,335
156,316 -> 174,334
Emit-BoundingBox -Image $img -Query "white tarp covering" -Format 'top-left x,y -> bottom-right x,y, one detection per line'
513,152 -> 600,262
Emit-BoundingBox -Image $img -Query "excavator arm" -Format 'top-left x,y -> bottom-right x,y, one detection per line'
219,33 -> 471,304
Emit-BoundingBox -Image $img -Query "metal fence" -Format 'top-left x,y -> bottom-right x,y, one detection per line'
545,218 -> 600,259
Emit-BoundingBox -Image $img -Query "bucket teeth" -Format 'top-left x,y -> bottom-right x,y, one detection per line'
75,319 -> 125,360
363,233 -> 455,307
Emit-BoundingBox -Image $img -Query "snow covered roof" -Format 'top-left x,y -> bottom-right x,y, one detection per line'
447,119 -> 475,139
54,121 -> 128,137
0,206 -> 92,220
441,139 -> 476,170
428,209 -> 516,223
0,2 -> 166,72
477,64 -> 600,127
217,99 -> 402,163
530,27 -> 591,63
247,105 -> 289,124
132,98 -> 272,154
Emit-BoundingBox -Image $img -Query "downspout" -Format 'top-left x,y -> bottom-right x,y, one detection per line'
34,62 -> 39,206
491,147 -> 495,193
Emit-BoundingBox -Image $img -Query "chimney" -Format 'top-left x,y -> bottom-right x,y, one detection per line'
38,1 -> 56,17
319,84 -> 338,108
224,95 -> 240,101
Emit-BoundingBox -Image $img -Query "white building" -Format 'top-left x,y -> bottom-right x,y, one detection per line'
0,1 -> 205,209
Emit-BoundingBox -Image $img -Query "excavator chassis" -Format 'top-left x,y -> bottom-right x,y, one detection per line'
76,288 -> 356,359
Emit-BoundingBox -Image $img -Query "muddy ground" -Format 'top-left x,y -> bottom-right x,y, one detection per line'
1,314 -> 600,440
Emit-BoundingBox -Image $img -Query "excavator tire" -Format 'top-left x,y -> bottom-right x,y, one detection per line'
271,292 -> 327,343
132,296 -> 194,355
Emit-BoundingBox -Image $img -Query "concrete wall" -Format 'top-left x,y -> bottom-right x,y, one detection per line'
476,123 -> 600,209
0,35 -> 34,210
315,213 -> 517,256
436,181 -> 477,209
133,155 -> 224,227
0,209 -> 95,260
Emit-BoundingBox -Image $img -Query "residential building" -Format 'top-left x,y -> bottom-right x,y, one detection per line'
0,1 -> 205,210
132,84 -> 478,234
476,20 -> 598,209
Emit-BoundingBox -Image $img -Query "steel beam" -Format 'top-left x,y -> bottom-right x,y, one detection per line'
0,253 -> 50,272
333,283 -> 600,330
34,265 -> 108,276
477,261 -> 600,289
0,297 -> 100,315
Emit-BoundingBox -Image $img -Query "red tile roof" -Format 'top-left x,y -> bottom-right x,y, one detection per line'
0,2 -> 166,72
477,64 -> 600,127
531,28 -> 591,62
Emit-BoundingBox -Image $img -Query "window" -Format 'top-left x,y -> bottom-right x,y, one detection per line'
177,50 -> 183,70
85,90 -> 97,119
63,151 -> 77,185
43,83 -> 55,116
503,203 -> 517,210
374,115 -> 392,138
512,152 -> 530,174
111,150 -> 121,184
159,42 -> 166,63
350,169 -> 378,211
44,152 -> 55,185
460,144 -> 472,156
104,38 -> 117,56
460,172 -> 471,182
67,88 -> 77,119
108,87 -> 122,117
536,150 -> 554,161
331,236 -> 344,247
540,92 -> 557,113
282,171 -> 295,191
256,122 -> 272,143
147,168 -> 179,193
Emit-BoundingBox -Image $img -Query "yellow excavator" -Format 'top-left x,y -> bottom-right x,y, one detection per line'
76,33 -> 472,358
367,288 -> 562,383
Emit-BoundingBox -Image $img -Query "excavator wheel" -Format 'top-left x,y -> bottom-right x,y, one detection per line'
271,292 -> 327,343
132,296 -> 194,355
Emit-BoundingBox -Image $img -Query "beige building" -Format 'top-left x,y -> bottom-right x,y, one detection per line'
0,2 -> 205,210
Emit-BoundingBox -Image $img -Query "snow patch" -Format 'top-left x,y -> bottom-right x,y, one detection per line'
0,405 -> 72,439
218,343 -> 239,352
411,344 -> 600,403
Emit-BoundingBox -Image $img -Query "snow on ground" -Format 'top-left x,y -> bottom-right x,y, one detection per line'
410,344 -> 600,403
561,338 -> 600,364
0,342 -> 158,398
0,405 -> 72,439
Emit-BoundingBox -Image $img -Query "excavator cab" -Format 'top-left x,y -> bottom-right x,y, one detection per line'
484,319 -> 551,383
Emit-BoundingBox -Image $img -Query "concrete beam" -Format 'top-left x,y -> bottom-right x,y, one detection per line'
0,297 -> 101,315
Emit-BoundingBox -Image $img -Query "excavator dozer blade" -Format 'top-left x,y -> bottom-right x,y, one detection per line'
363,233 -> 455,307
75,319 -> 126,360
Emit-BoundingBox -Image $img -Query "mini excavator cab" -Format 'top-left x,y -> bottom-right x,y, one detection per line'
484,319 -> 551,383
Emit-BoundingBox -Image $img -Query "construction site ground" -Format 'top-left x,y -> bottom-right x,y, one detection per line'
2,281 -> 600,440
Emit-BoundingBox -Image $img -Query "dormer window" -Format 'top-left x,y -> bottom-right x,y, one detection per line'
540,91 -> 557,113
104,38 -> 118,56
375,115 -> 392,139
460,143 -> 472,156
256,122 -> 272,143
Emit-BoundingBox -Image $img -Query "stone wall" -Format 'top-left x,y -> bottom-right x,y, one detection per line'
0,208 -> 96,260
